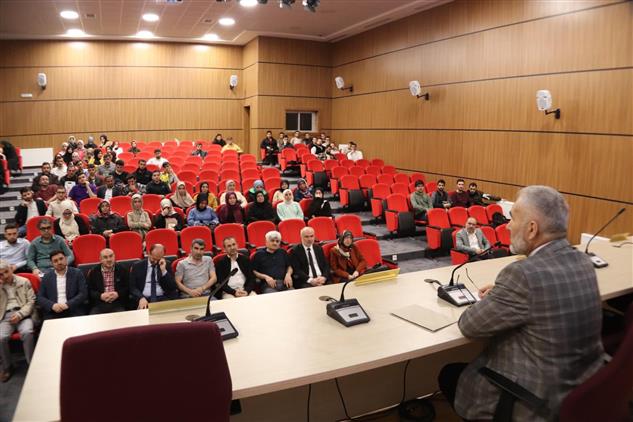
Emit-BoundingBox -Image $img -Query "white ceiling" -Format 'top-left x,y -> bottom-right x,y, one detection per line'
0,0 -> 451,45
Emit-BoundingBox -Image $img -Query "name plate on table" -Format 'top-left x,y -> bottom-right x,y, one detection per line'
354,268 -> 400,286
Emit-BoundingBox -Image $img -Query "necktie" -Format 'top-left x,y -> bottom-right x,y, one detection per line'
150,264 -> 158,302
307,248 -> 318,279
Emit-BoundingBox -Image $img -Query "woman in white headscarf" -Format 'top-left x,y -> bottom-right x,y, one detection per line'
126,194 -> 152,239
219,179 -> 247,208
276,189 -> 304,221
54,207 -> 89,244
171,181 -> 195,210
154,198 -> 184,231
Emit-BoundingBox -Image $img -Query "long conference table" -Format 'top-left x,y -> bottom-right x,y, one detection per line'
13,239 -> 633,421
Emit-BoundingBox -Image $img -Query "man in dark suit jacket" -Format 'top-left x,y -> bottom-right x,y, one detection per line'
87,248 -> 129,314
289,227 -> 330,289
37,250 -> 88,319
15,187 -> 47,237
129,244 -> 178,309
217,237 -> 257,298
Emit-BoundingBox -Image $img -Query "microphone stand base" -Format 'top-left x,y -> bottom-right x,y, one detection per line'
193,311 -> 239,340
437,284 -> 477,307
326,299 -> 370,327
587,252 -> 608,268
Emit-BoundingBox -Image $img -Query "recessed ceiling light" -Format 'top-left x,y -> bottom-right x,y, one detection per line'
65,29 -> 85,37
136,30 -> 154,38
142,13 -> 159,22
202,33 -> 220,41
239,0 -> 258,7
60,10 -> 79,20
218,17 -> 235,26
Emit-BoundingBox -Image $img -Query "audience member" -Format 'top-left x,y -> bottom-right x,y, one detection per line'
146,149 -> 168,168
290,131 -> 302,146
431,179 -> 451,209
175,239 -> 217,298
92,148 -> 103,166
0,260 -> 37,382
31,162 -> 59,192
75,140 -> 86,160
154,199 -> 185,231
217,192 -> 244,224
130,244 -> 178,309
54,207 -> 89,245
0,225 -> 30,273
219,180 -> 247,207
455,217 -> 493,260
133,159 -> 152,185
50,155 -> 67,179
85,136 -> 97,149
302,132 -> 313,147
410,180 -> 432,220
193,182 -> 219,209
84,163 -> 99,186
97,153 -> 116,182
37,250 -> 87,320
449,179 -> 470,208
280,136 -> 293,150
187,196 -> 219,228
468,182 -> 485,206
246,191 -> 276,224
191,142 -> 207,158
96,175 -> 119,201
346,142 -> 363,161
306,187 -> 332,218
144,171 -> 171,195
99,134 -> 112,148
33,175 -> 58,202
159,162 -> 179,185
293,179 -> 313,201
221,137 -> 242,153
59,162 -> 80,188
27,220 -> 74,275
68,173 -> 97,210
439,186 -> 604,421
289,227 -> 330,289
46,187 -> 78,218
252,231 -> 293,294
212,133 -> 226,147
90,201 -> 127,239
260,131 -> 279,166
15,187 -> 47,237
277,189 -> 304,221
329,231 -> 367,284
272,180 -> 290,203
111,160 -> 128,185
86,248 -> 129,314
119,174 -> 143,196
246,180 -> 268,203
126,194 -> 152,239
171,181 -> 195,210
128,140 -> 141,155
217,237 -> 257,299
310,138 -> 325,156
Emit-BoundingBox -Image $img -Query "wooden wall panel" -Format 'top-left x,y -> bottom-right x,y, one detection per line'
258,63 -> 331,98
243,38 -> 260,68
257,97 -> 331,133
243,64 -> 259,99
258,37 -> 331,66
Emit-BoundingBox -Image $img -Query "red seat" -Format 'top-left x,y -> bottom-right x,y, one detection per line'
261,167 -> 280,180
142,194 -> 164,213
246,221 -> 276,249
382,165 -> 396,174
340,159 -> 355,170
78,197 -> 102,216
195,181 -> 218,196
323,159 -> 338,176
299,198 -> 312,217
263,177 -> 281,192
199,170 -> 219,183
180,226 -> 213,254
330,166 -> 349,196
109,231 -> 144,261
308,217 -> 337,243
221,149 -> 238,159
73,234 -> 106,265
145,229 -> 179,257
60,323 -> 232,422
177,171 -> 198,185
356,238 -> 395,269
339,175 -> 364,209
240,162 -> 258,172
486,203 -> 504,221
213,223 -> 247,251
180,164 -> 200,173
26,216 -> 55,241
390,182 -> 409,196
384,193 -> 415,237
495,223 -> 511,248
240,168 -> 260,180
335,214 -> 368,239
15,273 -> 40,293
220,162 -> 239,172
355,159 -> 370,169
426,209 -> 451,250
410,172 -> 427,185
185,155 -> 203,166
371,158 -> 384,167
393,173 -> 410,185
279,148 -> 298,171
239,154 -> 257,163
366,166 -> 382,176
359,174 -> 377,196
109,196 -> 132,217
322,241 -> 336,261
278,218 -> 305,246
349,166 -> 365,178
450,229 -> 470,265
468,205 -> 489,225
448,207 -> 469,228
241,178 -> 258,197
425,181 -> 437,194
306,160 -> 327,188
219,169 -> 240,182
370,183 -> 391,220
201,162 -> 220,172
377,174 -> 394,185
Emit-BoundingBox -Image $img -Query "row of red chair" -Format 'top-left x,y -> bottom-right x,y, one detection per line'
449,224 -> 510,265
425,205 -> 504,250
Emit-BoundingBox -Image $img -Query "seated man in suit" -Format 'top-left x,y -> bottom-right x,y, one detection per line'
252,231 -> 293,294
217,237 -> 257,299
455,217 -> 493,260
37,250 -> 87,320
439,186 -> 605,421
130,244 -> 178,309
86,248 -> 129,314
289,227 -> 330,289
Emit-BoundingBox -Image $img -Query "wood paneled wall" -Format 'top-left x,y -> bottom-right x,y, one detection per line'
329,0 -> 633,242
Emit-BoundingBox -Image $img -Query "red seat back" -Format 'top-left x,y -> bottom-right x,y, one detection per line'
486,203 -> 504,221
308,217 -> 337,242
495,223 -> 511,247
145,229 -> 179,257
385,193 -> 409,212
393,173 -> 410,185
177,171 -> 198,185
246,221 -> 277,248
331,166 -> 349,179
180,226 -> 213,254
278,219 -> 306,245
307,160 -> 324,172
377,174 -> 394,185
241,168 -> 260,180
26,216 -> 55,241
355,159 -> 370,169
73,234 -> 106,265
371,183 -> 391,199
359,174 -> 377,190
349,166 -> 365,177
448,207 -> 469,227
335,214 -> 364,238
410,172 -> 427,184
340,175 -> 360,190
142,194 -> 164,213
468,205 -> 489,225
425,181 -> 437,194
109,231 -> 144,261
391,183 -> 409,196
78,197 -> 102,216
261,167 -> 280,179
355,239 -> 383,268
366,166 -> 382,176
109,196 -> 132,217
427,208 -> 450,228
382,165 -> 396,174
16,273 -> 41,293
480,225 -> 497,245
371,158 -> 384,167
213,223 -> 246,249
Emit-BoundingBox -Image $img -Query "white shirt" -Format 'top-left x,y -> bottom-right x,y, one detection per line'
56,270 -> 67,304
47,199 -> 78,218
51,166 -> 67,179
468,232 -> 480,249
104,187 -> 113,202
142,260 -> 166,298
227,256 -> 247,291
347,150 -> 363,161
26,201 -> 39,220
303,244 -> 323,281
146,157 -> 169,168
291,137 -> 302,145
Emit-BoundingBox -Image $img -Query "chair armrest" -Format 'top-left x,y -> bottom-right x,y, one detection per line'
478,367 -> 550,417
426,225 -> 443,231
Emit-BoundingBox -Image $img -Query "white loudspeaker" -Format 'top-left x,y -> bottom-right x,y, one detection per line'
409,80 -> 422,97
334,76 -> 345,90
229,74 -> 238,89
536,90 -> 552,111
37,73 -> 47,89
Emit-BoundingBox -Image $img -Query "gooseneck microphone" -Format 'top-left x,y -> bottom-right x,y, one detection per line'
584,208 -> 625,268
200,267 -> 239,317
324,275 -> 370,327
192,267 -> 240,340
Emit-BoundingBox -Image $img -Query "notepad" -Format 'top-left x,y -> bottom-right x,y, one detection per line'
391,305 -> 457,332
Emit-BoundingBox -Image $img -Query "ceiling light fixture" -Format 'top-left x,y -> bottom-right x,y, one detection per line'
65,29 -> 86,37
202,33 -> 220,41
302,0 -> 319,12
218,17 -> 235,26
142,13 -> 160,22
257,0 -> 269,3
279,0 -> 295,9
136,30 -> 154,38
60,10 -> 79,20
239,0 -> 258,7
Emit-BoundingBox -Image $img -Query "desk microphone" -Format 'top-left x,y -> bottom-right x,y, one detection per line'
323,277 -> 370,327
584,208 -> 625,268
192,268 -> 239,340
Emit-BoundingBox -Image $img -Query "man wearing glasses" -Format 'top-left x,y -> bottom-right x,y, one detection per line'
26,220 -> 74,276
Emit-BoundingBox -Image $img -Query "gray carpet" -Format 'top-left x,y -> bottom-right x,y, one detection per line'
0,352 -> 28,422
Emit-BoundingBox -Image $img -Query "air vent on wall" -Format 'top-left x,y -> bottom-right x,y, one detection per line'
202,18 -> 214,24
84,13 -> 96,19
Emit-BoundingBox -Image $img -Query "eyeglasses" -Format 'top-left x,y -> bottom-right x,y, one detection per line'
269,239 -> 280,243
40,226 -> 52,231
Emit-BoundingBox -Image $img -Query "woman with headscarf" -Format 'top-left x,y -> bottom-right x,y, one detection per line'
187,195 -> 220,228
193,182 -> 219,209
272,180 -> 290,203
217,192 -> 245,224
126,194 -> 152,239
307,187 -> 332,218
219,179 -> 247,207
100,134 -> 112,148
293,179 -> 313,201
246,190 -> 276,224
54,207 -> 89,245
89,200 -> 127,239
246,179 -> 269,203
92,148 -> 103,166
171,181 -> 195,210
276,189 -> 304,221
154,198 -> 185,231
329,231 -> 367,284
62,145 -> 75,165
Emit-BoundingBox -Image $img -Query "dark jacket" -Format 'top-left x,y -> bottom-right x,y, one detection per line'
145,181 -> 171,195
431,189 -> 450,208
90,213 -> 127,236
306,198 -> 332,218
245,202 -> 276,224
87,264 -> 130,311
54,215 -> 90,239
133,168 -> 152,185
129,259 -> 178,305
216,254 -> 257,296
290,243 -> 330,288
15,199 -> 47,226
468,190 -> 485,206
96,185 -> 123,199
37,266 -> 88,319
217,204 -> 244,224
153,213 -> 185,231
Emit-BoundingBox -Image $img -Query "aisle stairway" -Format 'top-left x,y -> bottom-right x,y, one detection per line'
0,166 -> 38,236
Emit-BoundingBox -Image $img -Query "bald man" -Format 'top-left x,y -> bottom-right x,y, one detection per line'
86,248 -> 129,314
129,244 -> 178,309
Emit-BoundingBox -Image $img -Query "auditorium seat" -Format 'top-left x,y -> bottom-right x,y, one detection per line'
384,193 -> 415,237
495,223 -> 511,248
213,223 -> 247,251
330,166 -> 348,196
323,159 -> 338,176
349,166 -> 365,178
355,238 -> 397,269
486,203 -> 504,221
340,159 -> 355,170
339,175 -> 365,210
393,173 -> 410,185
246,221 -> 276,249
306,160 -> 328,189
365,165 -> 382,176
335,214 -> 370,239
109,196 -> 132,217
425,181 -> 437,194
142,194 -> 163,213
177,170 -> 198,185
355,159 -> 370,169
279,148 -> 298,171
450,229 -> 470,265
220,169 -> 240,182
426,209 -> 451,251
263,176 -> 281,192
145,229 -> 179,258
308,217 -> 338,243
382,165 -> 396,174
322,241 -> 337,261
109,231 -> 144,261
377,173 -> 394,185
299,198 -> 312,217
180,226 -> 213,254
448,207 -> 469,228
73,235 -> 106,265
278,218 -> 305,246
79,197 -> 101,216
359,174 -> 377,197
468,205 -> 489,225
390,182 -> 409,196
199,170 -> 219,183
261,167 -> 280,180
370,158 -> 384,168
239,153 -> 257,164
369,183 -> 390,221
26,216 -> 55,241
241,168 -> 260,180
410,172 -> 427,185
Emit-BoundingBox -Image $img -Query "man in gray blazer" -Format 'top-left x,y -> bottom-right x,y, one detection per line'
439,186 -> 604,421
455,217 -> 492,259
